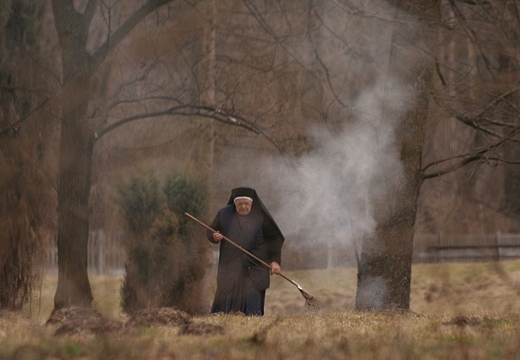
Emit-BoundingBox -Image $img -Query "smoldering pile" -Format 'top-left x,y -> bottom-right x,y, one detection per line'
46,306 -> 123,336
46,306 -> 225,336
125,307 -> 191,327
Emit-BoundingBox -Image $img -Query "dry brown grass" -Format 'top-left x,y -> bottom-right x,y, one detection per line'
2,260 -> 520,359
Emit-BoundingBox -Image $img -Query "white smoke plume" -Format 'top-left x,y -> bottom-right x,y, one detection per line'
214,2 -> 417,267
268,84 -> 407,256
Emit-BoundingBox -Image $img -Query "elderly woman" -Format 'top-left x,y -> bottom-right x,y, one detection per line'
207,187 -> 285,316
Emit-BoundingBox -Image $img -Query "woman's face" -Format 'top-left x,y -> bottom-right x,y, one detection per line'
235,199 -> 252,216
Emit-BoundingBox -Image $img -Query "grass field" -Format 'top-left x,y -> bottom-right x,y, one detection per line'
2,260 -> 520,359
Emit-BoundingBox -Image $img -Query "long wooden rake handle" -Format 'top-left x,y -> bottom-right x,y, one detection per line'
185,212 -> 320,308
184,212 -> 305,291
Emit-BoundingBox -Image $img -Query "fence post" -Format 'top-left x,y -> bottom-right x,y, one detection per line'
436,232 -> 442,263
327,242 -> 332,268
495,231 -> 501,261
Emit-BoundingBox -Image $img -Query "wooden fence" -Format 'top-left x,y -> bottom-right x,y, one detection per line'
412,232 -> 520,264
43,231 -> 520,274
45,230 -> 126,275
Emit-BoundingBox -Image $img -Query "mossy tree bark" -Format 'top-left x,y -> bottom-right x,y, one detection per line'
51,0 -> 177,310
355,1 -> 440,311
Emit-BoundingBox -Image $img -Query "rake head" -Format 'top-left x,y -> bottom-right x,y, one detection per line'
288,278 -> 321,310
299,289 -> 322,310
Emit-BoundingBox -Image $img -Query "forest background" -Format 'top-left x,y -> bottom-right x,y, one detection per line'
1,0 -> 520,314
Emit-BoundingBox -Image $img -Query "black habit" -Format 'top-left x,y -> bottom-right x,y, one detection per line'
207,187 -> 284,315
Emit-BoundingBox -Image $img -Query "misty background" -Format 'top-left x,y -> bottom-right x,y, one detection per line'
3,0 -> 520,283
64,0 -> 520,268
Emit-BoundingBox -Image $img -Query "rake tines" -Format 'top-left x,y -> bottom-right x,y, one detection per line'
184,212 -> 321,311
279,275 -> 321,311
299,289 -> 321,310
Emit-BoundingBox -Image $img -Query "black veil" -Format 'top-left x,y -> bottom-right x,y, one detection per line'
227,187 -> 285,242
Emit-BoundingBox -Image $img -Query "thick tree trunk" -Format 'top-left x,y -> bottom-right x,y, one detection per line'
51,0 -> 96,308
50,0 -> 178,311
355,1 -> 439,311
54,89 -> 95,309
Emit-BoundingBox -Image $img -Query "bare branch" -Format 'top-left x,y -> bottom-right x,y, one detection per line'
423,125 -> 520,179
242,0 -> 288,42
95,105 -> 285,154
90,0 -> 180,72
84,0 -> 100,25
423,151 -> 520,180
97,64 -> 159,120
475,87 -> 520,119
0,98 -> 50,137
423,154 -> 482,179
452,87 -> 520,142
314,49 -> 353,112
453,0 -> 491,5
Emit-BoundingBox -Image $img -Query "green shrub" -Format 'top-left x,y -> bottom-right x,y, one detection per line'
115,174 -> 162,234
163,172 -> 208,236
116,171 -> 209,314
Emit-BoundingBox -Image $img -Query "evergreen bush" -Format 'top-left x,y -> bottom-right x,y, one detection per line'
116,171 -> 209,314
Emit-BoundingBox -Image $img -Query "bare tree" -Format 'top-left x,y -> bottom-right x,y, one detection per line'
50,0 -> 177,310
351,0 -> 440,311
230,0 -> 520,310
422,1 -> 520,201
292,0 -> 520,310
50,0 -> 281,310
0,0 -> 54,310
46,0 -> 520,313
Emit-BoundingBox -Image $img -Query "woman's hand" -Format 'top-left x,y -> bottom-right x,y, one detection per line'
270,261 -> 281,275
213,231 -> 223,242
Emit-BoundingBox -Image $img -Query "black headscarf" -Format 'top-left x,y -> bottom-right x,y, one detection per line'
227,187 -> 285,242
